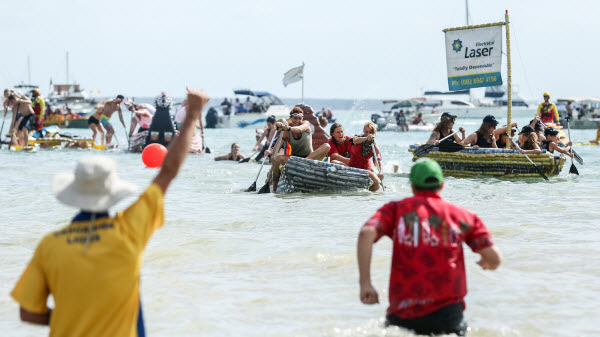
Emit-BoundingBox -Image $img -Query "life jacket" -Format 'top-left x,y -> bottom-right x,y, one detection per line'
540,103 -> 555,123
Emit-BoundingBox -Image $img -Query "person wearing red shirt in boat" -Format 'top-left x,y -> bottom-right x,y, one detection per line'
349,121 -> 383,192
536,92 -> 560,125
30,89 -> 45,132
357,159 -> 502,336
328,122 -> 353,165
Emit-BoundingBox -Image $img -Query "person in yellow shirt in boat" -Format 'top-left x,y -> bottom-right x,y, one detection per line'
536,92 -> 560,125
11,88 -> 210,337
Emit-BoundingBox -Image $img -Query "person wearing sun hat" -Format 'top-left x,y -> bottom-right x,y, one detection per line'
357,159 -> 501,336
11,88 -> 210,337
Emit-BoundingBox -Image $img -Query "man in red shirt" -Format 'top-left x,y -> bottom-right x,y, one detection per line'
357,159 -> 502,336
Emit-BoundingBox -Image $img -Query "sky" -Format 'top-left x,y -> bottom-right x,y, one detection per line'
1,0 -> 597,101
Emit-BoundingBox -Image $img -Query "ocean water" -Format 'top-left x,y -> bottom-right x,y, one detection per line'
0,107 -> 599,337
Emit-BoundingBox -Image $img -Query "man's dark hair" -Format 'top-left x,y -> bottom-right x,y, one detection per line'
413,177 -> 442,192
266,115 -> 276,124
116,94 -> 125,99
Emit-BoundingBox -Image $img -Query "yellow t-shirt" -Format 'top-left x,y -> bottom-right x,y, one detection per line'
11,183 -> 164,337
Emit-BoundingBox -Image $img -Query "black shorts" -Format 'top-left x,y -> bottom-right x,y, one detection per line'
88,116 -> 100,126
18,114 -> 33,131
385,302 -> 467,336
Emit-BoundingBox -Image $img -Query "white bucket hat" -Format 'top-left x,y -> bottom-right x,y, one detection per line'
52,155 -> 138,212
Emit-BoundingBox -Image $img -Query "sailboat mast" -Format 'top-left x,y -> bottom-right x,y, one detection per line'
27,56 -> 31,84
66,51 -> 69,84
505,10 -> 512,149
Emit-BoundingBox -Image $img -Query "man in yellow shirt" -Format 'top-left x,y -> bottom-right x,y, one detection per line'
11,88 -> 210,337
30,88 -> 46,132
536,92 -> 560,125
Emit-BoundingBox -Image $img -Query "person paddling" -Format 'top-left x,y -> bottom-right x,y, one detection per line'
426,115 -> 464,146
349,121 -> 383,192
327,122 -> 353,165
461,115 -> 499,149
357,159 -> 502,336
11,88 -> 209,336
541,127 -> 573,157
517,125 -> 541,155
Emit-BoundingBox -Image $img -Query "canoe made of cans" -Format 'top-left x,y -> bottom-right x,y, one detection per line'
408,146 -> 565,178
277,156 -> 371,193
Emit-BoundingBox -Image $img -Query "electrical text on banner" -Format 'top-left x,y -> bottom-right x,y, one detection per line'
445,26 -> 503,91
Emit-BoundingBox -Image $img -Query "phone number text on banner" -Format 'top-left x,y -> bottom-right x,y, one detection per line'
445,26 -> 503,91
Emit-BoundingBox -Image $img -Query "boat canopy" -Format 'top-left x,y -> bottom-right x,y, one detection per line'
234,89 -> 284,105
391,100 -> 423,109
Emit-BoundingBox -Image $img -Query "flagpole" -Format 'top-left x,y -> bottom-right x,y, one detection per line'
505,10 -> 512,149
301,61 -> 305,103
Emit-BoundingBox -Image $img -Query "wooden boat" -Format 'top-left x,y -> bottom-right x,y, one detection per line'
408,146 -> 565,178
277,156 -> 371,193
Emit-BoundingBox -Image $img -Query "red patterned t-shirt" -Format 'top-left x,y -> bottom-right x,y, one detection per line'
364,191 -> 493,319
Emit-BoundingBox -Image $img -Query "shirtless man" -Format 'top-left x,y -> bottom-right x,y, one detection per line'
88,106 -> 106,146
101,95 -> 126,144
5,95 -> 34,147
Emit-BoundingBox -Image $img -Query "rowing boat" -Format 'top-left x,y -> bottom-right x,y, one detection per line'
277,156 -> 371,193
409,146 -> 565,178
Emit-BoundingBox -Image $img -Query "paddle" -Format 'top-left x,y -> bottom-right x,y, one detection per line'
246,130 -> 279,192
0,107 -> 6,148
371,141 -> 385,191
240,151 -> 259,163
257,132 -> 284,194
414,131 -> 459,158
540,121 -> 583,165
565,117 -> 579,175
511,139 -> 549,181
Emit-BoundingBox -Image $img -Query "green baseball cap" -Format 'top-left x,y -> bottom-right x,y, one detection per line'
410,159 -> 444,188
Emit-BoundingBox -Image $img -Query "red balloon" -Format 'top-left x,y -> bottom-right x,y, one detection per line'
142,143 -> 168,168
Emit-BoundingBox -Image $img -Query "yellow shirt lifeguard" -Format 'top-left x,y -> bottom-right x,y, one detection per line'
536,102 -> 559,124
11,183 -> 164,337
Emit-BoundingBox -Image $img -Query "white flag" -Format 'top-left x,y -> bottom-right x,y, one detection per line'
282,64 -> 304,87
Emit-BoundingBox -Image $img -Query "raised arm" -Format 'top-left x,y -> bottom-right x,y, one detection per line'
153,88 -> 209,193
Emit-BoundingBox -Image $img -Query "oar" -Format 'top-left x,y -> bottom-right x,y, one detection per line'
0,107 -> 6,148
511,139 -> 549,181
257,133 -> 284,194
246,130 -> 279,192
438,141 -> 475,153
371,141 -> 385,191
413,130 -> 459,158
565,117 -> 579,175
540,121 -> 583,165
240,151 -> 259,163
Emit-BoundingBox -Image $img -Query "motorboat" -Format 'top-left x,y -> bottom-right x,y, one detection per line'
205,89 -> 290,128
557,97 -> 600,129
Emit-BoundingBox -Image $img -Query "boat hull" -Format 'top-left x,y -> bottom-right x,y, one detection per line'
558,118 -> 600,129
409,146 -> 565,178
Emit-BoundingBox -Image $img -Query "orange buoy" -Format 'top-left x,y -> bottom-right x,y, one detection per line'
142,143 -> 168,167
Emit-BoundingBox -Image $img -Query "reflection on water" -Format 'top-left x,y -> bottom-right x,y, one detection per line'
1,110 -> 599,336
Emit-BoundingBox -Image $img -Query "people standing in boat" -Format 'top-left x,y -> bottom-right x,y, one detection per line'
395,110 -> 409,132
566,100 -> 574,119
426,116 -> 465,145
266,107 -> 330,192
253,115 -> 276,161
357,159 -> 501,336
541,127 -> 573,157
214,143 -> 246,161
536,92 -> 560,125
101,95 -> 126,145
234,98 -> 242,113
221,97 -> 232,115
87,106 -> 106,146
349,121 -> 383,192
30,89 -> 45,132
10,88 -> 210,337
461,115 -> 499,149
328,123 -> 353,166
517,125 -> 541,155
5,94 -> 34,148
244,97 -> 252,113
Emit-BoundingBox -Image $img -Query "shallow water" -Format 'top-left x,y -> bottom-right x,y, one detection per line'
1,109 -> 599,336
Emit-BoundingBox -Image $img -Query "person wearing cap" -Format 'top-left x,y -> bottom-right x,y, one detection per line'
461,115 -> 499,149
101,95 -> 126,145
541,127 -> 573,157
529,117 -> 546,143
357,159 -> 501,336
10,87 -> 210,336
426,116 -> 464,145
492,122 -> 519,148
265,106 -> 330,192
30,89 -> 45,132
517,125 -> 541,154
126,101 -> 155,137
536,92 -> 560,125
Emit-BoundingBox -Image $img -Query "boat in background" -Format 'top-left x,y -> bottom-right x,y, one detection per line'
206,89 -> 290,128
557,97 -> 600,129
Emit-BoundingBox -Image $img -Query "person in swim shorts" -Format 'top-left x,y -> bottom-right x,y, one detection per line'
101,95 -> 126,144
87,105 -> 106,146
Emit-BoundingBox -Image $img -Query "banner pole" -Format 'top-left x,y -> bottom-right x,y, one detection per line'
505,10 -> 512,149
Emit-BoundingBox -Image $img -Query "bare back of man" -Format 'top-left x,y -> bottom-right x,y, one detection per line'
100,95 -> 125,145
8,97 -> 34,147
